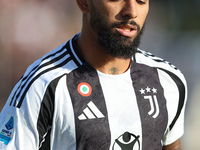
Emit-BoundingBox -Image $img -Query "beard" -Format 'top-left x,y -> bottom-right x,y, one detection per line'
89,1 -> 145,59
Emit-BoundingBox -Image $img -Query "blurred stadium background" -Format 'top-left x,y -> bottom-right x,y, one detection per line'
0,0 -> 199,149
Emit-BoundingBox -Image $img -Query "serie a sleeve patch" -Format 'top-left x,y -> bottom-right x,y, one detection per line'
0,115 -> 15,145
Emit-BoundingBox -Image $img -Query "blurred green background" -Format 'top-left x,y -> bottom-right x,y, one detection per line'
0,0 -> 199,149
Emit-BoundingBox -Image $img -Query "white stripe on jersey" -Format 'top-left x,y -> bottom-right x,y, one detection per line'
97,69 -> 143,150
50,75 -> 76,150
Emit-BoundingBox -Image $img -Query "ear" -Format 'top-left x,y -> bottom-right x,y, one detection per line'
76,0 -> 89,13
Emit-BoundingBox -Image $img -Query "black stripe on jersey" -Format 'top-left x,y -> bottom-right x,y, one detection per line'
131,62 -> 168,150
67,64 -> 111,150
37,75 -> 64,149
9,45 -> 68,107
158,68 -> 186,130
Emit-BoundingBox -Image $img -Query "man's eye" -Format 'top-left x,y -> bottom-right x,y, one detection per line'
137,0 -> 146,5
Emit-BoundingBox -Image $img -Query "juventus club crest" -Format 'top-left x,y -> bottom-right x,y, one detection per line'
139,87 -> 160,118
112,132 -> 140,150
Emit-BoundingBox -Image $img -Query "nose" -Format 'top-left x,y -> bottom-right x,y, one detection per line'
121,0 -> 138,19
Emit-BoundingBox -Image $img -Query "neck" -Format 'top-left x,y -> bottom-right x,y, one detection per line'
76,31 -> 131,75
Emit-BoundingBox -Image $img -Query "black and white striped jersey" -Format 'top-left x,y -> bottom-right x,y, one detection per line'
0,34 -> 187,150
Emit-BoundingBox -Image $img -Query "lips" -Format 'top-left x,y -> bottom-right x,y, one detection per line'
116,25 -> 138,37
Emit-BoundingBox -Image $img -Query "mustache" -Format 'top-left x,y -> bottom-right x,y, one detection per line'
111,20 -> 141,31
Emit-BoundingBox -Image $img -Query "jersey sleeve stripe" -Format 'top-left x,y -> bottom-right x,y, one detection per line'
158,68 -> 186,130
9,44 -> 68,107
16,56 -> 72,108
11,51 -> 69,107
9,39 -> 80,108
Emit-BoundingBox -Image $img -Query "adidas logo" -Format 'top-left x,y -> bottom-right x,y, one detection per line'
78,101 -> 105,120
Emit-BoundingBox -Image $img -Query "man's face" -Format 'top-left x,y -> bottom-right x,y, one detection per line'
89,0 -> 149,59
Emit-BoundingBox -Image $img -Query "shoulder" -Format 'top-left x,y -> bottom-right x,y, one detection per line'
135,49 -> 186,82
135,49 -> 178,70
9,35 -> 81,108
